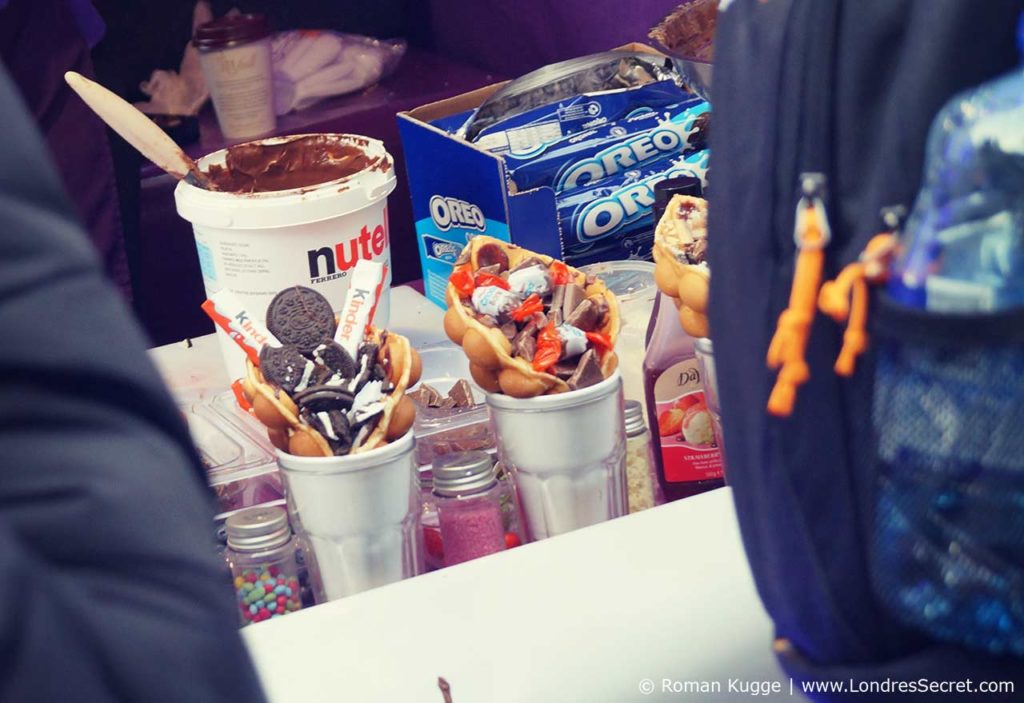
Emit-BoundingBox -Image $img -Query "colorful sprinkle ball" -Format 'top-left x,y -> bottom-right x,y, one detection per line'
234,565 -> 301,625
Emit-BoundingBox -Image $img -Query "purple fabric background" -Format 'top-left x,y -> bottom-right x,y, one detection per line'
428,0 -> 681,76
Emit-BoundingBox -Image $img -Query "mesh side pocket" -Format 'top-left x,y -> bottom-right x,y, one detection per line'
873,339 -> 1024,657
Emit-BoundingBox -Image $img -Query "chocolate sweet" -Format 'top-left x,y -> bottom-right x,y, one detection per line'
443,237 -> 620,397
266,286 -> 338,353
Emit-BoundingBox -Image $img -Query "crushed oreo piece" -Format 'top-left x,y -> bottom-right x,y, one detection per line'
304,408 -> 352,454
265,286 -> 337,353
258,344 -> 314,394
567,349 -> 603,390
312,341 -> 357,379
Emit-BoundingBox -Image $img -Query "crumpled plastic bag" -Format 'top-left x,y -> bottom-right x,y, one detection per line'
270,31 -> 407,115
134,0 -> 213,115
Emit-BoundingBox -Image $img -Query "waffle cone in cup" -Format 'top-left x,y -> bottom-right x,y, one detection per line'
242,327 -> 419,457
653,194 -> 711,338
443,236 -> 620,398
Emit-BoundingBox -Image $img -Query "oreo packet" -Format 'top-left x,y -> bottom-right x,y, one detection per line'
507,98 -> 709,193
557,149 -> 709,261
473,79 -> 690,156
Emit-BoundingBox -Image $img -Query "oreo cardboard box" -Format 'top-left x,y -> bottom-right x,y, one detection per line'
397,43 -> 665,308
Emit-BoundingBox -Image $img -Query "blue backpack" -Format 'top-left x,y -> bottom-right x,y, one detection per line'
709,0 -> 1024,699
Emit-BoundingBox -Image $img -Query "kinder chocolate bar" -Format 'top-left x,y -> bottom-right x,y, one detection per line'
334,260 -> 388,357
443,237 -> 620,398
556,149 -> 709,261
507,98 -> 708,193
472,80 -> 690,156
201,290 -> 280,366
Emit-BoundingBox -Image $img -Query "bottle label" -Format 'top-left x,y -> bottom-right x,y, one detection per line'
653,359 -> 723,483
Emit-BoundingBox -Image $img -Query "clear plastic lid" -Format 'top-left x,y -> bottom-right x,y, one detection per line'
461,51 -> 679,141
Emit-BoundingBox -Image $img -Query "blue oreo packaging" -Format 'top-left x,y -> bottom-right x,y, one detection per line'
507,98 -> 709,193
557,149 -> 709,264
471,80 -> 690,156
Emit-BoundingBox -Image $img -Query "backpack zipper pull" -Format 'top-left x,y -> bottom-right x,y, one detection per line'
766,174 -> 831,417
818,206 -> 904,377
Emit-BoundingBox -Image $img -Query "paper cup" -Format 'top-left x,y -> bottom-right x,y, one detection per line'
276,431 -> 418,601
174,134 -> 397,382
487,371 -> 627,541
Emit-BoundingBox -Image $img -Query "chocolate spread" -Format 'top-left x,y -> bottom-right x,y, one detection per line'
203,135 -> 378,193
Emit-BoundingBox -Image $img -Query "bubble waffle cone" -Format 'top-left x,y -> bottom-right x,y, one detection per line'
242,327 -> 420,457
653,194 -> 711,338
443,236 -> 620,398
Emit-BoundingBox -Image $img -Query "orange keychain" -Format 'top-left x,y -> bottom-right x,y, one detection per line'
818,207 -> 903,376
766,174 -> 831,417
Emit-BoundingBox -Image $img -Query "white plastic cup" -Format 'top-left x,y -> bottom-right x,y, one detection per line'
486,371 -> 627,541
194,14 -> 276,140
276,431 -> 419,601
174,133 -> 397,381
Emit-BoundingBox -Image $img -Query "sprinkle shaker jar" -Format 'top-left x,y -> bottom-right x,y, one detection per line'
624,400 -> 660,512
224,506 -> 303,626
434,452 -> 508,566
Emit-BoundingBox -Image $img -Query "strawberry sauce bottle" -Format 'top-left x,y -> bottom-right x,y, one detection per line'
642,293 -> 724,501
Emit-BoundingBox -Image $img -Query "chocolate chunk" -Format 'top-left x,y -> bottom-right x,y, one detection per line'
475,242 -> 509,272
265,286 -> 337,353
474,313 -> 498,327
408,383 -> 444,408
551,360 -> 577,380
293,385 -> 355,413
312,341 -> 356,378
509,256 -> 546,273
476,264 -> 503,276
447,379 -> 475,408
567,349 -> 604,390
258,344 -> 314,393
561,284 -> 586,321
511,318 -> 539,361
550,284 -> 565,315
500,321 -> 518,339
454,247 -> 471,265
437,397 -> 457,410
565,299 -> 602,332
585,274 -> 598,286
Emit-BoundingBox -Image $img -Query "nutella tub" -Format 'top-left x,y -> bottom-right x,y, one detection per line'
175,134 -> 397,381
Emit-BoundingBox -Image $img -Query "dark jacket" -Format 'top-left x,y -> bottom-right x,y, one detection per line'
709,0 -> 1024,699
0,64 -> 266,702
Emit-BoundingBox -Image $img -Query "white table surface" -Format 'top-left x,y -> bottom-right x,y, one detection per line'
149,286 -> 793,703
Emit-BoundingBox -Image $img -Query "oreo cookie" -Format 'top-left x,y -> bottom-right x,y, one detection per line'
266,286 -> 337,353
312,341 -> 357,378
292,385 -> 355,414
258,344 -> 314,394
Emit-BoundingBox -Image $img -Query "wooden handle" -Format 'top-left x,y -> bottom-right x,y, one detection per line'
64,71 -> 211,188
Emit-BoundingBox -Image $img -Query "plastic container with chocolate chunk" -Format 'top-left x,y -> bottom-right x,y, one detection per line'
235,285 -> 422,457
407,343 -> 496,466
652,194 -> 711,338
443,236 -> 620,398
